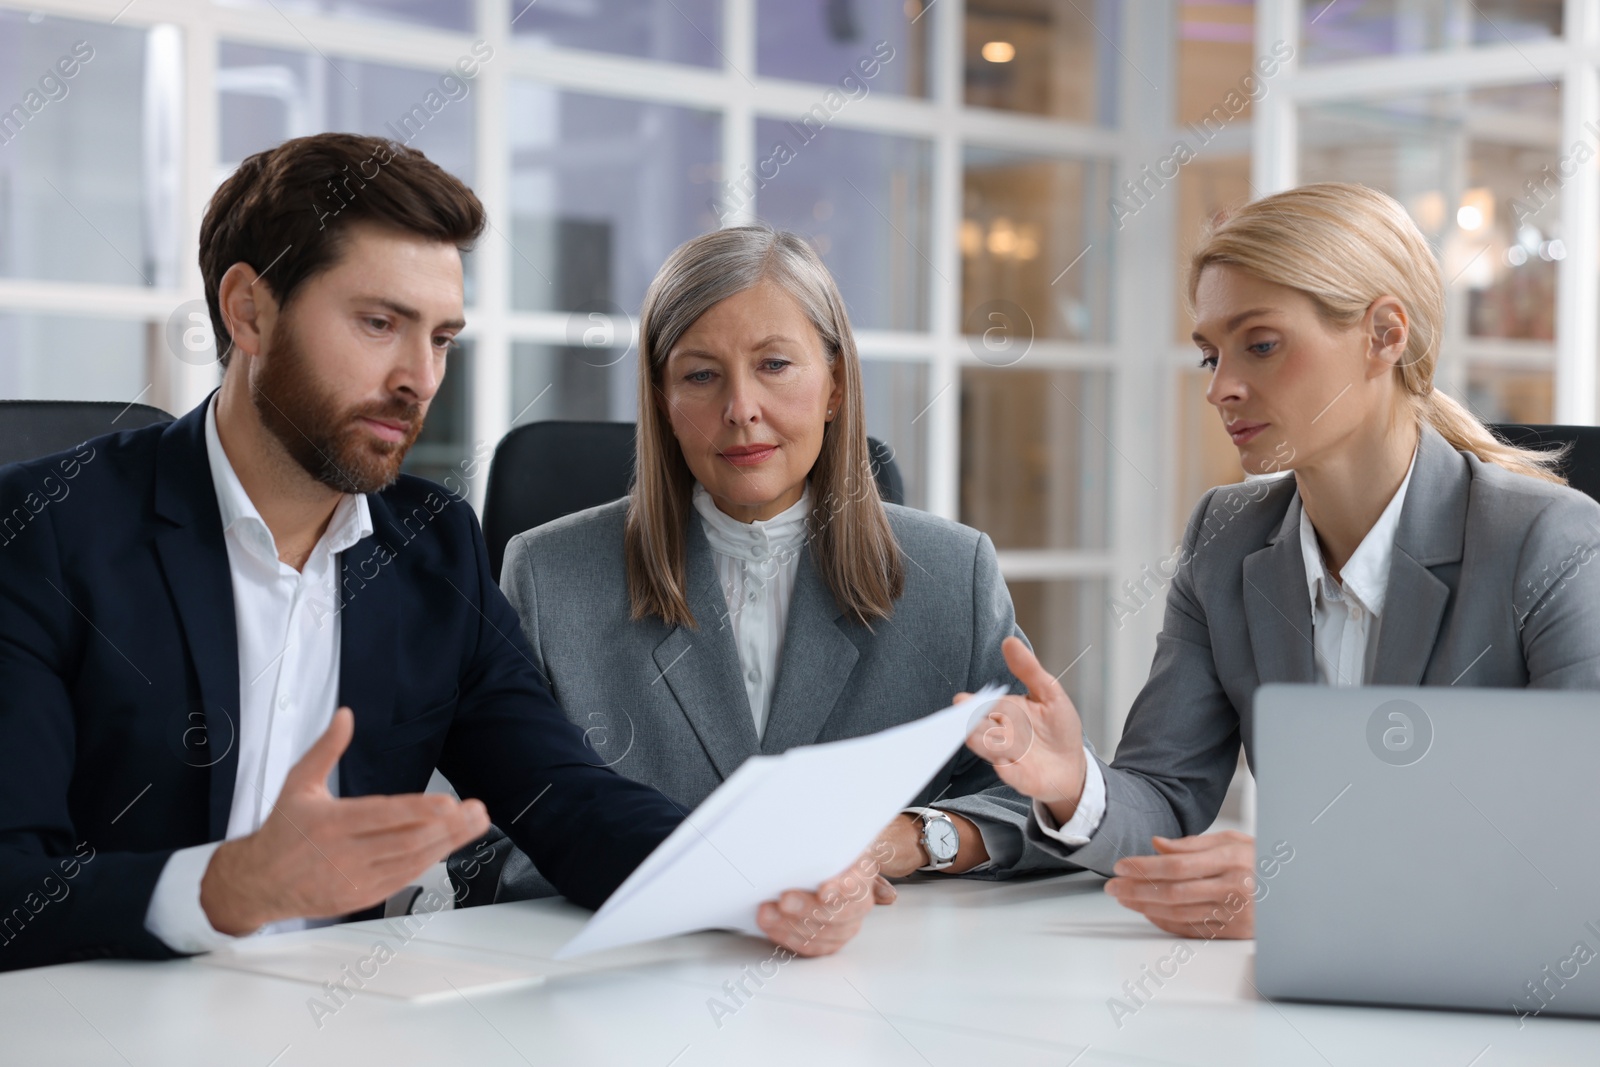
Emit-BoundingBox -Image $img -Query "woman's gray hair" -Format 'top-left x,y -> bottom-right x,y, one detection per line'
641,226 -> 849,376
625,225 -> 904,628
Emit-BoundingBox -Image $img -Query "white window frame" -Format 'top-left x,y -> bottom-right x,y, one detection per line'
0,0 -> 1196,752
1255,0 -> 1598,425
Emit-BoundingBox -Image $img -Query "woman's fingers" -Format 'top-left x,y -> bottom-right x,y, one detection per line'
1000,636 -> 1063,706
1106,832 -> 1259,940
1152,829 -> 1254,853
1134,901 -> 1255,939
1114,833 -> 1254,881
1107,871 -> 1250,907
969,700 -> 1025,764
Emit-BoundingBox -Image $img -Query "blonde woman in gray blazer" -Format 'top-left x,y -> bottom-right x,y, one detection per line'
965,183 -> 1600,940
492,226 -> 1077,904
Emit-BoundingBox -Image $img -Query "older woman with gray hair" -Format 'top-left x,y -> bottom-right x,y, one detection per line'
489,225 -> 1075,903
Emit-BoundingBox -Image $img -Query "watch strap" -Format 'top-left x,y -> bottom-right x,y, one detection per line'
906,807 -> 958,871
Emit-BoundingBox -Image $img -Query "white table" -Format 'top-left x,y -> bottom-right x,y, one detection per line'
3,871 -> 1594,1066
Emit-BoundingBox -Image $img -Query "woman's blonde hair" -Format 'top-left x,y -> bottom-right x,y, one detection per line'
625,225 -> 904,628
1186,181 -> 1563,484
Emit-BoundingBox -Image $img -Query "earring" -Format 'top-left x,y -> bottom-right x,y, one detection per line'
827,409 -> 833,417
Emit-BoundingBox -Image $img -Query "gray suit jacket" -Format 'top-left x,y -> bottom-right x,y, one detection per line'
1031,424 -> 1600,875
498,497 -> 1079,885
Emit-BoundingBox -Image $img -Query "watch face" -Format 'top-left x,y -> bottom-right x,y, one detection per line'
927,818 -> 959,861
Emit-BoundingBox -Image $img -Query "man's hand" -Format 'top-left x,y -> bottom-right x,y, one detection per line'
871,812 -> 989,878
200,707 -> 491,935
1105,831 -> 1256,939
755,847 -> 896,957
961,636 -> 1089,825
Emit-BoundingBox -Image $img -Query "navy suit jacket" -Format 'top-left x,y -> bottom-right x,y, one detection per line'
0,397 -> 684,971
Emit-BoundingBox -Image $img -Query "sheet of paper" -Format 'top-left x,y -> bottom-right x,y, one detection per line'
556,684 -> 1009,960
195,937 -> 546,1003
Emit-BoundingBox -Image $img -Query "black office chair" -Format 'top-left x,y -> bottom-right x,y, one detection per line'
0,399 -> 175,467
481,420 -> 906,581
1490,424 -> 1600,503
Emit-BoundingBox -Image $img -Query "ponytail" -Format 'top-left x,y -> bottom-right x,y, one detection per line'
1189,182 -> 1566,486
1417,389 -> 1565,485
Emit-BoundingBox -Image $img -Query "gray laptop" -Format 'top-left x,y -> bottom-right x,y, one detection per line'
1254,684 -> 1600,1019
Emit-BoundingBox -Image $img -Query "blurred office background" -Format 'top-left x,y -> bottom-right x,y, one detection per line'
0,0 -> 1589,765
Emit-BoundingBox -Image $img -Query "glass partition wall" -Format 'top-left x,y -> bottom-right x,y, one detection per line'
8,1 -> 1593,772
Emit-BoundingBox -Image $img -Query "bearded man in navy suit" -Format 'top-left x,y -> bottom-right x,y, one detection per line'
0,133 -> 880,971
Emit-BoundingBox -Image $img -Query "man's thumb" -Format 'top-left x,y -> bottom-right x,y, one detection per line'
285,706 -> 354,791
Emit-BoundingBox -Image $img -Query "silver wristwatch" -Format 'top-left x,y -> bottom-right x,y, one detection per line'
913,808 -> 959,871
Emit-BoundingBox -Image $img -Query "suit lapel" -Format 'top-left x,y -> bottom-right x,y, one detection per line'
1369,426 -> 1468,684
152,401 -> 242,840
1369,552 -> 1451,684
760,547 -> 859,754
654,522 -> 761,779
335,506 -> 400,797
1241,496 -> 1317,684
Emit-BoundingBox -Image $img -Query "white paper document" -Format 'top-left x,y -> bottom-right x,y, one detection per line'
556,683 -> 1009,959
195,937 -> 546,1002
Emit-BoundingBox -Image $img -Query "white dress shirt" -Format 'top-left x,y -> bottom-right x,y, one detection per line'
693,482 -> 810,740
1034,450 -> 1417,847
1300,450 -> 1417,687
143,395 -> 372,952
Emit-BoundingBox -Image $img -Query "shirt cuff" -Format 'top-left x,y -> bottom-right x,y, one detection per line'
144,842 -> 247,954
1031,748 -> 1106,847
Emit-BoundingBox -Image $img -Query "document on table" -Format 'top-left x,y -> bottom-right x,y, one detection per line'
195,937 -> 546,1002
556,683 -> 1010,960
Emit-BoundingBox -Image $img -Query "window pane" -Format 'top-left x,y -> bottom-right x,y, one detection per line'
1010,579 -> 1109,751
0,14 -> 176,287
753,122 -> 932,332
1299,84 -> 1560,343
511,0 -> 722,68
1176,1 -> 1259,126
1302,0 -> 1561,64
859,359 -> 929,511
963,149 -> 1114,343
756,0 -> 930,98
218,43 -> 481,300
964,0 -> 1113,123
0,314 -> 150,402
510,89 -> 720,316
218,42 -> 478,184
511,343 -> 637,426
216,0 -> 474,32
1174,153 -> 1253,344
960,368 -> 1111,550
1466,365 -> 1552,424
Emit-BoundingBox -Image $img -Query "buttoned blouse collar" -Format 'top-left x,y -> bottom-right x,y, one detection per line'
691,482 -> 812,563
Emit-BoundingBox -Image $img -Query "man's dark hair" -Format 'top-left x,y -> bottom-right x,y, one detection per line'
200,132 -> 485,366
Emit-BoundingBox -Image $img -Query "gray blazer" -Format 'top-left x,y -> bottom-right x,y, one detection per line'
499,497 -> 1079,882
1030,424 -> 1600,875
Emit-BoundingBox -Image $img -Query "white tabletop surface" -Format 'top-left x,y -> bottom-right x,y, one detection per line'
2,870 -> 1595,1066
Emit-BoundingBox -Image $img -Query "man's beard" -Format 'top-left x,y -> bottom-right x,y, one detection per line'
250,318 -> 424,495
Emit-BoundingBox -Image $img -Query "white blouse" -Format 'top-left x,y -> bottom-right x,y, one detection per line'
1299,447 -> 1418,687
692,482 -> 812,741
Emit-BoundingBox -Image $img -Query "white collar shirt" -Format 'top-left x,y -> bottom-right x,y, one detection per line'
1298,448 -> 1418,687
692,482 -> 811,741
142,395 -> 371,950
